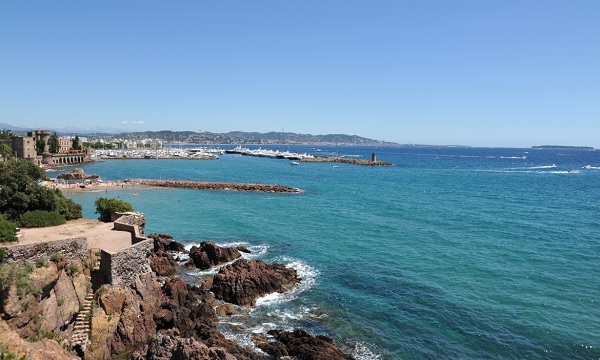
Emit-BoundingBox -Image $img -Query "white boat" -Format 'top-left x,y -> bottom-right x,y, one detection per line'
568,169 -> 581,174
290,161 -> 299,165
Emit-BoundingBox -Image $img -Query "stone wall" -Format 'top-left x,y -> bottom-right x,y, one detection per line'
0,238 -> 88,264
112,213 -> 147,244
101,239 -> 153,287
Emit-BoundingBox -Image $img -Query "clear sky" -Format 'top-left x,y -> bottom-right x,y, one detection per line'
1,1 -> 599,147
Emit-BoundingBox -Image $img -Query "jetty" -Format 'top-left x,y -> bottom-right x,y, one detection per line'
132,179 -> 300,193
301,156 -> 392,166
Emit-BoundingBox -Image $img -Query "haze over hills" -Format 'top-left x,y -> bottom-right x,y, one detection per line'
0,123 -> 397,146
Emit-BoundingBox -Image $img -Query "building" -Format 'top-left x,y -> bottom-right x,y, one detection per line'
12,135 -> 39,165
58,137 -> 73,154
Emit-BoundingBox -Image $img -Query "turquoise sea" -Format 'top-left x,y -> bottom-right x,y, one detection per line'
59,146 -> 600,359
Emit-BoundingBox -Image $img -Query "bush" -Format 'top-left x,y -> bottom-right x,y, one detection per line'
0,216 -> 17,243
35,258 -> 49,268
94,197 -> 134,222
67,263 -> 80,275
50,252 -> 63,263
57,299 -> 64,306
0,263 -> 39,299
0,248 -> 5,261
19,210 -> 66,228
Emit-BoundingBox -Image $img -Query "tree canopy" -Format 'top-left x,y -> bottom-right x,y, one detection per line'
48,132 -> 59,154
94,197 -> 133,222
0,159 -> 82,221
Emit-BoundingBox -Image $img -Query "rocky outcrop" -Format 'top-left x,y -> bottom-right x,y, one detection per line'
255,329 -> 355,360
143,330 -> 238,360
211,259 -> 300,306
150,251 -> 178,277
88,272 -> 163,359
57,168 -> 101,181
185,241 -> 242,270
0,319 -> 79,360
150,234 -> 187,253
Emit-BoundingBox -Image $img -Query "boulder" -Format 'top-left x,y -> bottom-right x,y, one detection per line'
185,241 -> 242,270
150,235 -> 186,253
255,328 -> 354,360
150,251 -> 178,277
211,259 -> 300,306
144,330 -> 238,360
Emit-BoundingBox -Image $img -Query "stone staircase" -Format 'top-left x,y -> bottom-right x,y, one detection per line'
70,289 -> 94,349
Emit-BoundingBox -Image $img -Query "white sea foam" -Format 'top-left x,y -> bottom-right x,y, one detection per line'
349,341 -> 384,360
255,257 -> 319,307
500,156 -> 527,159
529,164 -> 557,169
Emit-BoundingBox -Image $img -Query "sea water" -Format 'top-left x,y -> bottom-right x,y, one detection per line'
62,146 -> 600,359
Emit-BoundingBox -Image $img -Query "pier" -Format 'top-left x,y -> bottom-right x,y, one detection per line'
300,156 -> 392,166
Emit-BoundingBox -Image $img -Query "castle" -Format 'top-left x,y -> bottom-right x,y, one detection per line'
7,130 -> 91,166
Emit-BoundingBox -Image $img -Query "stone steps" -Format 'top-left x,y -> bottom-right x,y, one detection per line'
70,285 -> 95,349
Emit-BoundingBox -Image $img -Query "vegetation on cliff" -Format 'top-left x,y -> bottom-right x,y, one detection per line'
0,159 -> 82,224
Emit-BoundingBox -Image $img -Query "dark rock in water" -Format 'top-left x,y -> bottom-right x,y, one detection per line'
185,241 -> 242,270
255,329 -> 354,360
211,259 -> 300,306
150,251 -> 178,277
150,234 -> 187,253
237,246 -> 251,253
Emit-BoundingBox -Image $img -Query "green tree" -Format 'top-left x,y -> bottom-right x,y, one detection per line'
94,197 -> 133,222
36,139 -> 46,155
0,158 -> 81,221
0,142 -> 11,161
0,215 -> 17,242
48,132 -> 59,154
72,135 -> 81,151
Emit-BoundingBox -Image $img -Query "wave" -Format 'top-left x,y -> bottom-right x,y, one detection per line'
499,156 -> 527,159
340,154 -> 362,158
254,256 -> 319,307
347,341 -> 384,360
529,164 -> 557,169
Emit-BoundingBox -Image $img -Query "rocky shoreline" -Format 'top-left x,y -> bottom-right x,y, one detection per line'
0,234 -> 353,359
301,156 -> 392,166
132,179 -> 301,193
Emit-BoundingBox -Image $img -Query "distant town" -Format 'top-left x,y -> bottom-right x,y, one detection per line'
0,128 -> 398,167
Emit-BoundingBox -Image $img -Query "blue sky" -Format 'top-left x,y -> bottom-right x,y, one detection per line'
1,1 -> 599,147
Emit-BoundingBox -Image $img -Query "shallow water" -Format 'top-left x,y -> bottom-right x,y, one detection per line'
64,146 -> 600,359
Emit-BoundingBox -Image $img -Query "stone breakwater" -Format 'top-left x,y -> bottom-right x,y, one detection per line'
301,156 -> 392,166
131,179 -> 300,193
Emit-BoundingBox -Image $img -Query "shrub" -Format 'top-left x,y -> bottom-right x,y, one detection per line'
50,252 -> 63,263
57,299 -> 64,306
94,197 -> 134,222
0,216 -> 17,243
67,263 -> 80,275
18,210 -> 66,228
0,263 -> 39,299
0,248 -> 5,261
35,258 -> 49,268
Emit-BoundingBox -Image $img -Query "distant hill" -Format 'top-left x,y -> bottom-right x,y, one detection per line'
532,145 -> 595,150
81,130 -> 398,146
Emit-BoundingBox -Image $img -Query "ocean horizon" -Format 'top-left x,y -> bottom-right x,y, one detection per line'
61,145 -> 600,359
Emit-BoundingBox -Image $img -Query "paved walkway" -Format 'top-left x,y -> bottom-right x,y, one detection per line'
13,218 -> 133,253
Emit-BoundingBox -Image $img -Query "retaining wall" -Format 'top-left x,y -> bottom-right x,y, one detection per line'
0,238 -> 88,264
101,239 -> 153,287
